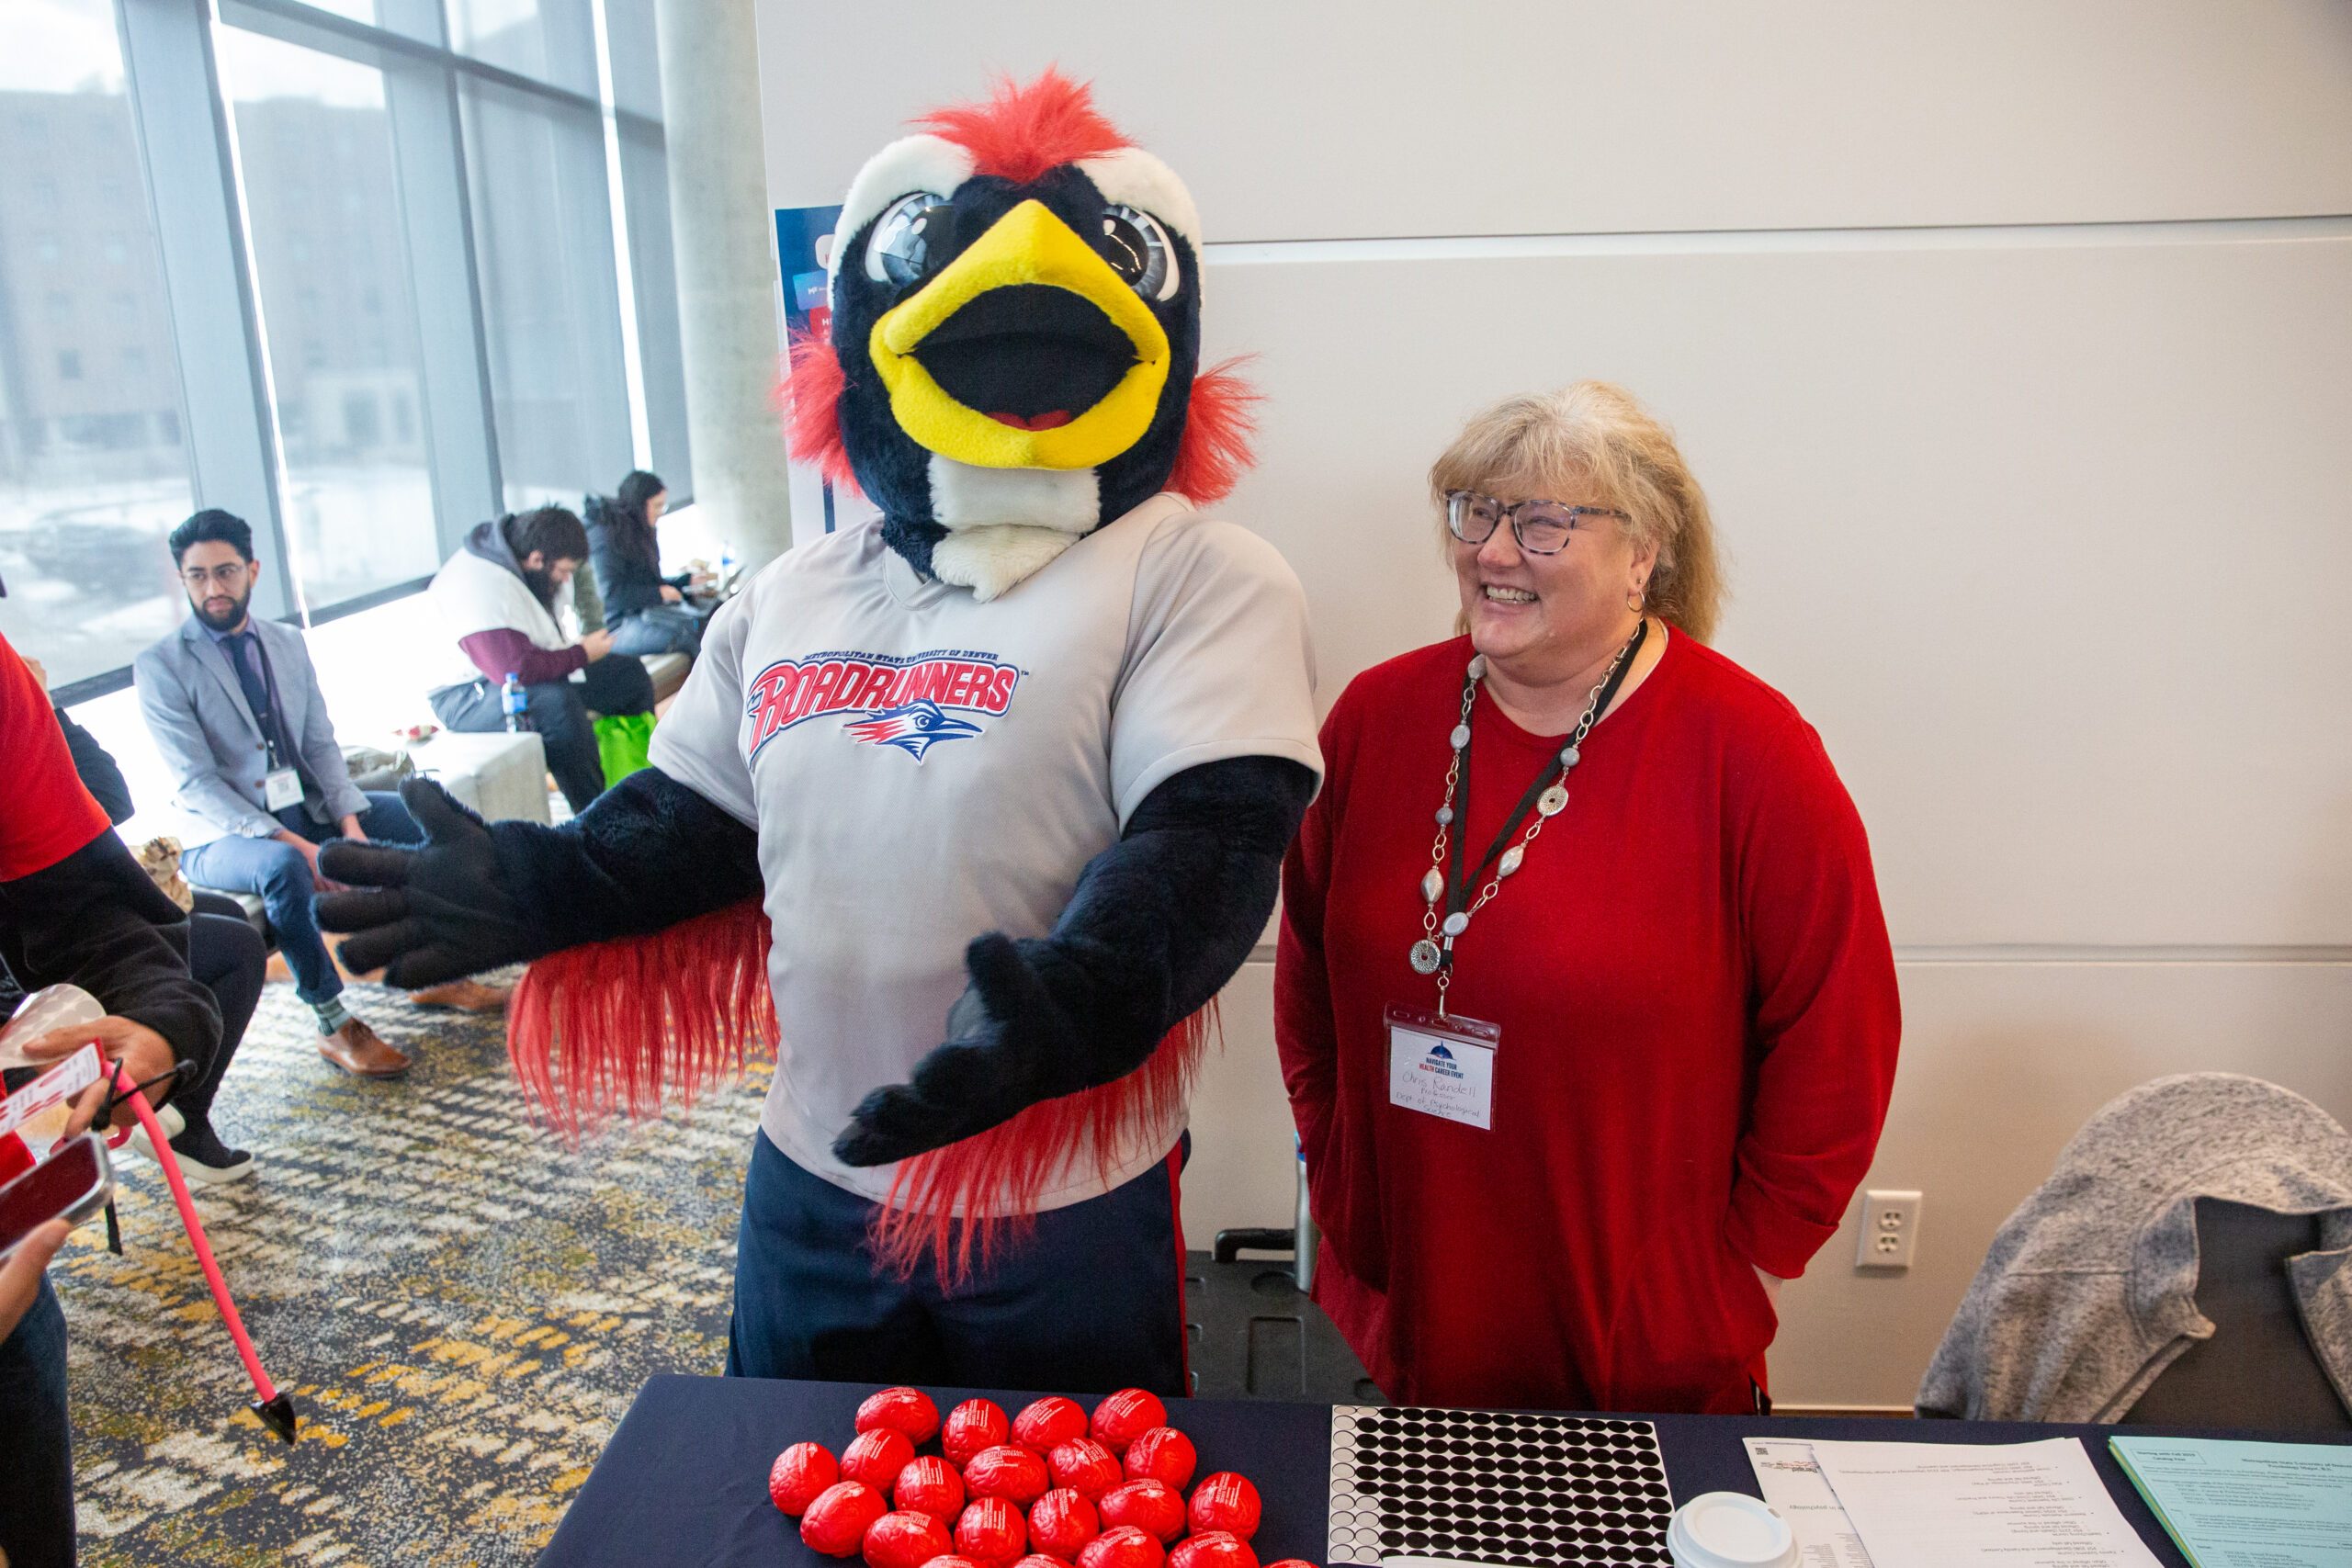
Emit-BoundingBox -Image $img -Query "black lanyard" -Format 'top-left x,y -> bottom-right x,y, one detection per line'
243,631 -> 302,782
1442,619 -> 1647,919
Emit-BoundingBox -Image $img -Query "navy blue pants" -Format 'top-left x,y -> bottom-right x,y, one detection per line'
727,1131 -> 1189,1395
0,1277 -> 72,1567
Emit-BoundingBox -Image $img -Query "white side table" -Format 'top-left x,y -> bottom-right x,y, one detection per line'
407,730 -> 552,825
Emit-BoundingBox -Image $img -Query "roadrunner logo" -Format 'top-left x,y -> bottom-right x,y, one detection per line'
745,651 -> 1022,763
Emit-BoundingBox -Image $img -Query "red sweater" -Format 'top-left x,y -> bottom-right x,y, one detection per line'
1276,632 -> 1900,1413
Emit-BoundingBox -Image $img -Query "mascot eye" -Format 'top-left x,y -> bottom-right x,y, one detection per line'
1100,204 -> 1178,301
865,192 -> 955,288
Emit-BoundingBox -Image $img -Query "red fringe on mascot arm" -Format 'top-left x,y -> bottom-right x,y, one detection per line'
510,905 -> 1218,1283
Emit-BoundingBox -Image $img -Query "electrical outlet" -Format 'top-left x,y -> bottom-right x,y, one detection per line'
1854,1190 -> 1922,1269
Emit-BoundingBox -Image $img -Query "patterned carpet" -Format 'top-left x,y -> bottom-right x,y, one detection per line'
51,973 -> 769,1567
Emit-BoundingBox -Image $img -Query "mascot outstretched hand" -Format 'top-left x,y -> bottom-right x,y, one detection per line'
318,71 -> 1319,1393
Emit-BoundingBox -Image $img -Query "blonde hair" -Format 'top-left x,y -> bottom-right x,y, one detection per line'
1429,381 -> 1724,643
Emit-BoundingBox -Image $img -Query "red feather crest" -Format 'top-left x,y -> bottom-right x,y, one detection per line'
914,67 -> 1131,185
1167,359 -> 1261,505
780,328 -> 858,492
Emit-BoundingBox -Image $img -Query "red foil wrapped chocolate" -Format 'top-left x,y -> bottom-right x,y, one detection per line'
1047,1438 -> 1123,1499
1096,1481 -> 1185,1544
858,1386 -> 944,1445
1078,1525 -> 1166,1568
800,1481 -> 888,1556
1120,1428 -> 1196,1492
844,1428 -> 920,1494
771,1441 -> 842,1516
1013,1556 -> 1076,1568
965,1445 -> 1051,1506
944,1399 -> 1012,1467
1186,1473 -> 1262,1541
921,1557 -> 985,1568
1170,1534 -> 1259,1568
955,1497 -> 1029,1568
1086,1389 -> 1166,1456
866,1511 -> 956,1568
897,1456 -> 967,1524
1028,1488 -> 1102,1559
1261,1560 -> 1322,1568
1012,1396 -> 1089,1453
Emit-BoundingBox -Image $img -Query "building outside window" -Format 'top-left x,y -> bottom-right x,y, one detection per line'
0,0 -> 197,692
0,0 -> 691,697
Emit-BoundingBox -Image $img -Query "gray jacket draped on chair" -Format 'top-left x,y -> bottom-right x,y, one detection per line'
1917,1072 -> 2352,1422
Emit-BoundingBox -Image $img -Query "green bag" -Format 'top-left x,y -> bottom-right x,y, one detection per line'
594,712 -> 657,788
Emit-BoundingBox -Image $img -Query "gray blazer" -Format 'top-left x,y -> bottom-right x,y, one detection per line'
133,615 -> 368,847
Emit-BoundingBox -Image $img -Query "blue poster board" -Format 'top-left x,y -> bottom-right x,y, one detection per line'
775,205 -> 846,536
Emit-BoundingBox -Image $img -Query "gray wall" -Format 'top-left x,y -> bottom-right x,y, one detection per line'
752,0 -> 2352,1406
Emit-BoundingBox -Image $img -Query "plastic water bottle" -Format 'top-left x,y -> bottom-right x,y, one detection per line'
501,672 -> 527,732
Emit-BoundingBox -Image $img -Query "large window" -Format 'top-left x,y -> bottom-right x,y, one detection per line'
0,0 -> 198,691
0,0 -> 690,697
460,73 -> 630,511
217,28 -> 443,610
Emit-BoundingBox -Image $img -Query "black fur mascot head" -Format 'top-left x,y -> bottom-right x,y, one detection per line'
786,70 -> 1255,601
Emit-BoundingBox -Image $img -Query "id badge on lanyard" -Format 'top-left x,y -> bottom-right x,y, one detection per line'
263,766 -> 303,810
1385,1005 -> 1500,1130
248,636 -> 303,811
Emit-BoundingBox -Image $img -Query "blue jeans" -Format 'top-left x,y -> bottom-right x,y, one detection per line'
180,791 -> 422,1007
727,1130 -> 1188,1394
0,1276 -> 73,1568
607,604 -> 704,659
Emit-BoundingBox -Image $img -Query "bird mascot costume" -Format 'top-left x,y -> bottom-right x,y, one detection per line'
318,71 -> 1320,1393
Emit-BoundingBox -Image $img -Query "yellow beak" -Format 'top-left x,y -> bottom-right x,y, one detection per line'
867,199 -> 1172,470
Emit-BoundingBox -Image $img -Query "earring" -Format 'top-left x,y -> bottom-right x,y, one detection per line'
1626,587 -> 1645,611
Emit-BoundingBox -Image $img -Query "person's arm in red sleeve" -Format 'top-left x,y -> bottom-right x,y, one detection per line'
459,627 -> 586,686
0,637 -> 110,883
1274,716 -> 1343,1170
1725,720 -> 1903,1282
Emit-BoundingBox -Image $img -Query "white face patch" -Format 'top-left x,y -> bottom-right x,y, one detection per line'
927,456 -> 1102,535
832,134 -> 977,285
1077,148 -> 1201,251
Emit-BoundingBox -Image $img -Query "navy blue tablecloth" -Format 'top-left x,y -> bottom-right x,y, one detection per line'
538,1377 -> 2351,1568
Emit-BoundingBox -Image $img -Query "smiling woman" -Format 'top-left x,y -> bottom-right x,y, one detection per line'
1275,380 -> 1903,1416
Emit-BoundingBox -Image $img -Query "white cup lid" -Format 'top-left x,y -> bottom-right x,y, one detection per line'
1666,1492 -> 1797,1568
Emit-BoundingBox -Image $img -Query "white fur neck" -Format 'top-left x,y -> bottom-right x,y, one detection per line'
925,457 -> 1101,602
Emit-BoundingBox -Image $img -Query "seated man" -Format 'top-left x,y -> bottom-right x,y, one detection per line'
423,506 -> 655,815
135,510 -> 500,1080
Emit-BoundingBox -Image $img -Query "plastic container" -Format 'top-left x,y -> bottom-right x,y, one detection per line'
1665,1492 -> 1797,1568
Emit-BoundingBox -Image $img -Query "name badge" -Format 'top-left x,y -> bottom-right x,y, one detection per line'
263,767 -> 303,810
1385,1005 -> 1500,1130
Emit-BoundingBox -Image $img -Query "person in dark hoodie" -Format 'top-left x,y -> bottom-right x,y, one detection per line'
582,469 -> 710,659
5,657 -> 264,1182
2,627 -> 220,1568
423,506 -> 656,813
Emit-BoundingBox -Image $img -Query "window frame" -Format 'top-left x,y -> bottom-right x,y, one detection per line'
41,0 -> 680,704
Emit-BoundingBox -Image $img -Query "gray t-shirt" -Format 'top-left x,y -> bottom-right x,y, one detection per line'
650,494 -> 1322,1208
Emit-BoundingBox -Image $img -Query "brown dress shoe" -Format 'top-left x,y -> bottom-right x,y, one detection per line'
408,978 -> 512,1014
319,1018 -> 412,1078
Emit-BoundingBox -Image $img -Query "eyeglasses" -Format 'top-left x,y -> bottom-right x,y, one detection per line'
180,561 -> 250,589
1444,490 -> 1628,556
